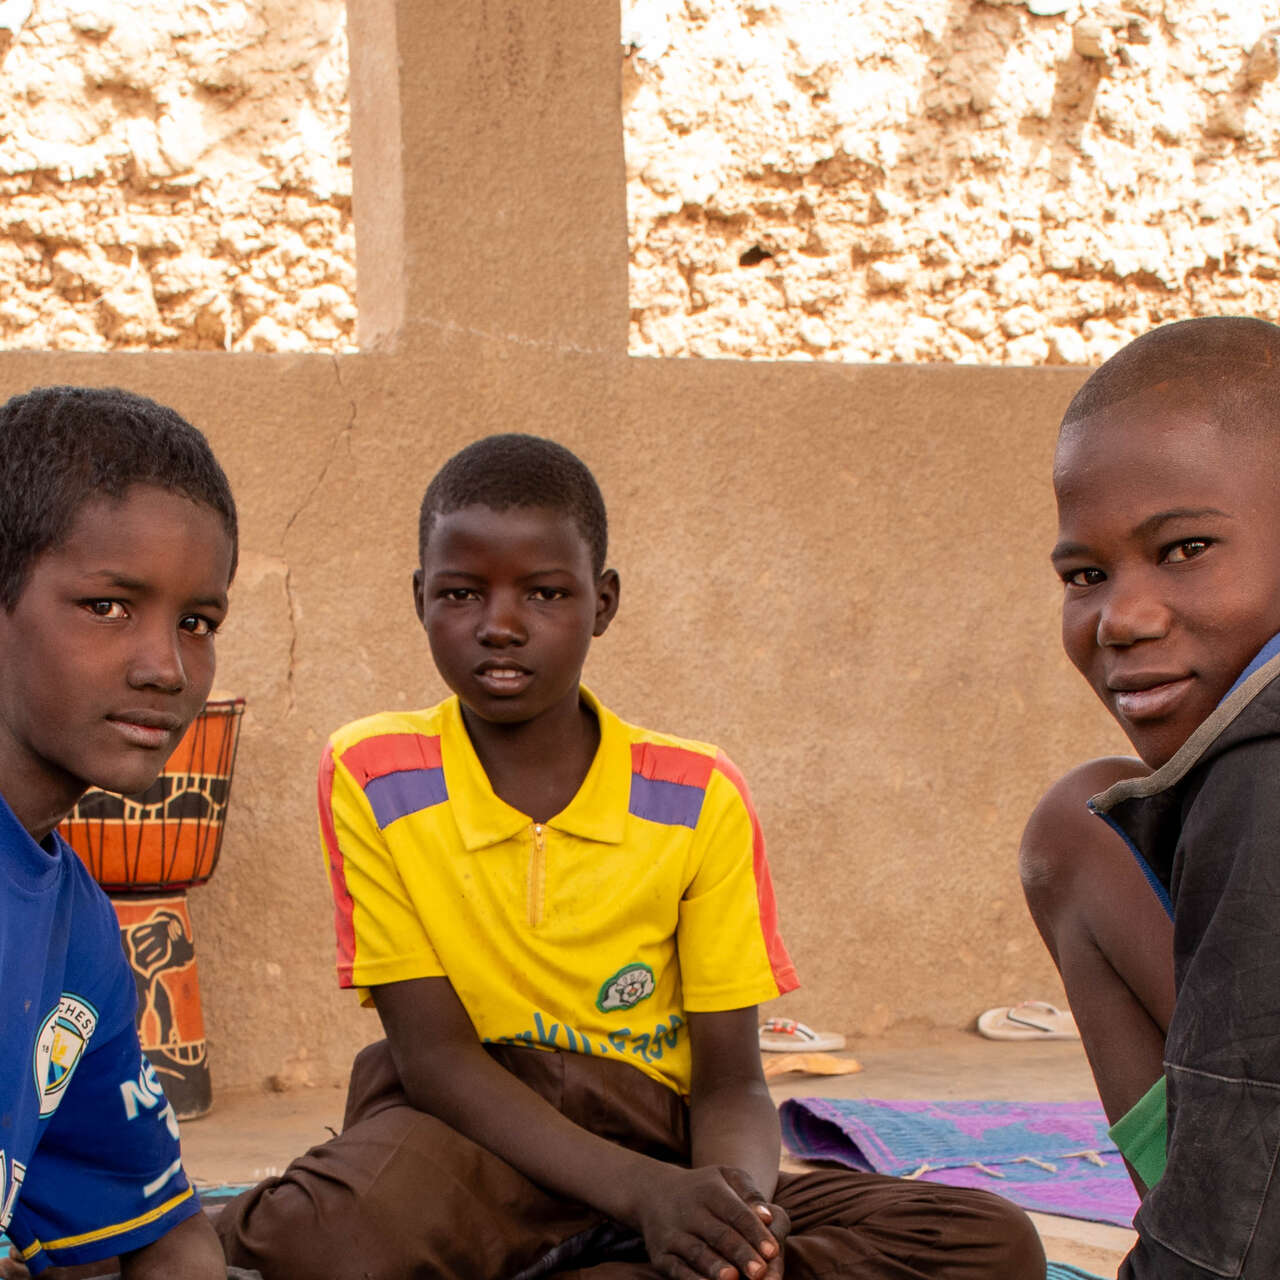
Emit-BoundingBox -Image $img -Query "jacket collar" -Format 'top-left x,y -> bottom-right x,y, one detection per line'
1092,633 -> 1280,816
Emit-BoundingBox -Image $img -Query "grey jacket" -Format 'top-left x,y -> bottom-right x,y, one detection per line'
1095,650 -> 1280,1279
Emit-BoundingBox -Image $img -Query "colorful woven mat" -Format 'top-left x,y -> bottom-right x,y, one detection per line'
780,1096 -> 1140,1228
196,1182 -> 255,1204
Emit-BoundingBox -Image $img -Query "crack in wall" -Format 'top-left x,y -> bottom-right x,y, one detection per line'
279,354 -> 358,715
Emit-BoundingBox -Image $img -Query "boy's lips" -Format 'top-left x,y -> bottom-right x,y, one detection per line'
473,663 -> 533,696
106,711 -> 183,750
1108,674 -> 1194,722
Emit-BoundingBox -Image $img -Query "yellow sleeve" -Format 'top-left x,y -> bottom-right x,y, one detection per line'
318,740 -> 444,999
677,752 -> 798,1011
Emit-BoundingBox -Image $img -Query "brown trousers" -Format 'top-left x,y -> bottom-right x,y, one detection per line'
218,1042 -> 1045,1280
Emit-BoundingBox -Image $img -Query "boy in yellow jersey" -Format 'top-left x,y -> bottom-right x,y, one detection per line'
1021,317 -> 1280,1277
220,434 -> 1041,1280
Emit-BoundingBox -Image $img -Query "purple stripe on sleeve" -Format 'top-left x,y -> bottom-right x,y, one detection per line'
364,768 -> 449,828
629,774 -> 705,828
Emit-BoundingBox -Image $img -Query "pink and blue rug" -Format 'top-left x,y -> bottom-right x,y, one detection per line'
780,1096 -> 1139,1229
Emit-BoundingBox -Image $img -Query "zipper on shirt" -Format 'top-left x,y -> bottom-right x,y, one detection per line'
527,823 -> 546,927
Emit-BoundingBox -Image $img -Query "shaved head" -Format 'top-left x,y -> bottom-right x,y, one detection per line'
1063,316 -> 1280,438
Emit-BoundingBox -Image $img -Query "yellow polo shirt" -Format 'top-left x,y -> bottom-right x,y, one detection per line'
319,689 -> 798,1095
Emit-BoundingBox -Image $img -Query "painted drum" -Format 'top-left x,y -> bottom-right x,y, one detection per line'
112,892 -> 212,1119
60,697 -> 245,893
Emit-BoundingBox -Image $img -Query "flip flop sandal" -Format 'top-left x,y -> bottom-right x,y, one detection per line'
758,1016 -> 846,1053
977,1001 -> 1079,1041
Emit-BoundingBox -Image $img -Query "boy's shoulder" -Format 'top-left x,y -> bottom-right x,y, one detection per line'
0,816 -> 134,1043
0,789 -> 115,932
604,697 -> 756,814
596,693 -> 724,770
326,700 -> 453,762
616,710 -> 719,761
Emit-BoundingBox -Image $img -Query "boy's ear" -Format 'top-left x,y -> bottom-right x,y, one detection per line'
593,568 -> 620,637
412,568 -> 427,626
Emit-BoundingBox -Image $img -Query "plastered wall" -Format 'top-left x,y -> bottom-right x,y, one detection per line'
0,346 -> 1129,1091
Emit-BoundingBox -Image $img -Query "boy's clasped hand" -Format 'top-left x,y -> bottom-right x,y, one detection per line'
633,1164 -> 788,1280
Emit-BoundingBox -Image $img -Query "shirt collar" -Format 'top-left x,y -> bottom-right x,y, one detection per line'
1092,629 -> 1280,822
440,686 -> 629,851
0,787 -> 65,892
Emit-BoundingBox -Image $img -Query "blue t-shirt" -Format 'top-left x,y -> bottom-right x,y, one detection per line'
0,792 -> 199,1272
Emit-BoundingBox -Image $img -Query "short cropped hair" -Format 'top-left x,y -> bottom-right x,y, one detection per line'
0,385 -> 238,608
419,434 -> 608,574
1063,316 -> 1280,436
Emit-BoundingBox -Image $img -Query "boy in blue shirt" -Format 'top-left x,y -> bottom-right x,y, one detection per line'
0,386 -> 236,1277
1021,316 -> 1280,1277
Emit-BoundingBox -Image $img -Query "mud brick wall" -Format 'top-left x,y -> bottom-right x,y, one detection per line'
2,3 -> 1274,361
0,0 -> 351,352
624,0 -> 1280,362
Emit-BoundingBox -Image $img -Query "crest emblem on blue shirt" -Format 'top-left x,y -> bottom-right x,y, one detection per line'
33,994 -> 98,1118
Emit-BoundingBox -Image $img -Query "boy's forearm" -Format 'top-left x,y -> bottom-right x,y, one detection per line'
686,1008 -> 782,1201
119,1212 -> 224,1279
395,1038 -> 667,1226
375,977 -> 679,1226
689,1077 -> 781,1202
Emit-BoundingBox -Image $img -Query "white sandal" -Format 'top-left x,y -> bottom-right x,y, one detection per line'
977,1001 -> 1079,1041
758,1016 -> 846,1053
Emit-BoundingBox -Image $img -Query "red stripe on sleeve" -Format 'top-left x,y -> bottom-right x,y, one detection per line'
342,732 -> 443,787
631,741 -> 716,789
318,743 -> 358,987
713,750 -> 799,994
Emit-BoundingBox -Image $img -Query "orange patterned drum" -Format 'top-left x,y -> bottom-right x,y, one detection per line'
60,697 -> 245,893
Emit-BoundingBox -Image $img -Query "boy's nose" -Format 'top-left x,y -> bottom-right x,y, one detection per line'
1096,578 -> 1170,648
128,622 -> 188,692
476,599 -> 526,647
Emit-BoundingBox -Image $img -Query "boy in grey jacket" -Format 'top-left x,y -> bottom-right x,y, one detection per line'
1021,315 -> 1280,1278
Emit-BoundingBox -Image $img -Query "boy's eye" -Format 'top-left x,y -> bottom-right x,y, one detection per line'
85,599 -> 127,619
530,587 -> 567,602
1062,567 -> 1105,588
179,614 -> 220,637
440,587 -> 478,602
1162,539 -> 1211,565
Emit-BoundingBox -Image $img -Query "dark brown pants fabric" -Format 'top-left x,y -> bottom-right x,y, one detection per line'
218,1042 -> 1045,1280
